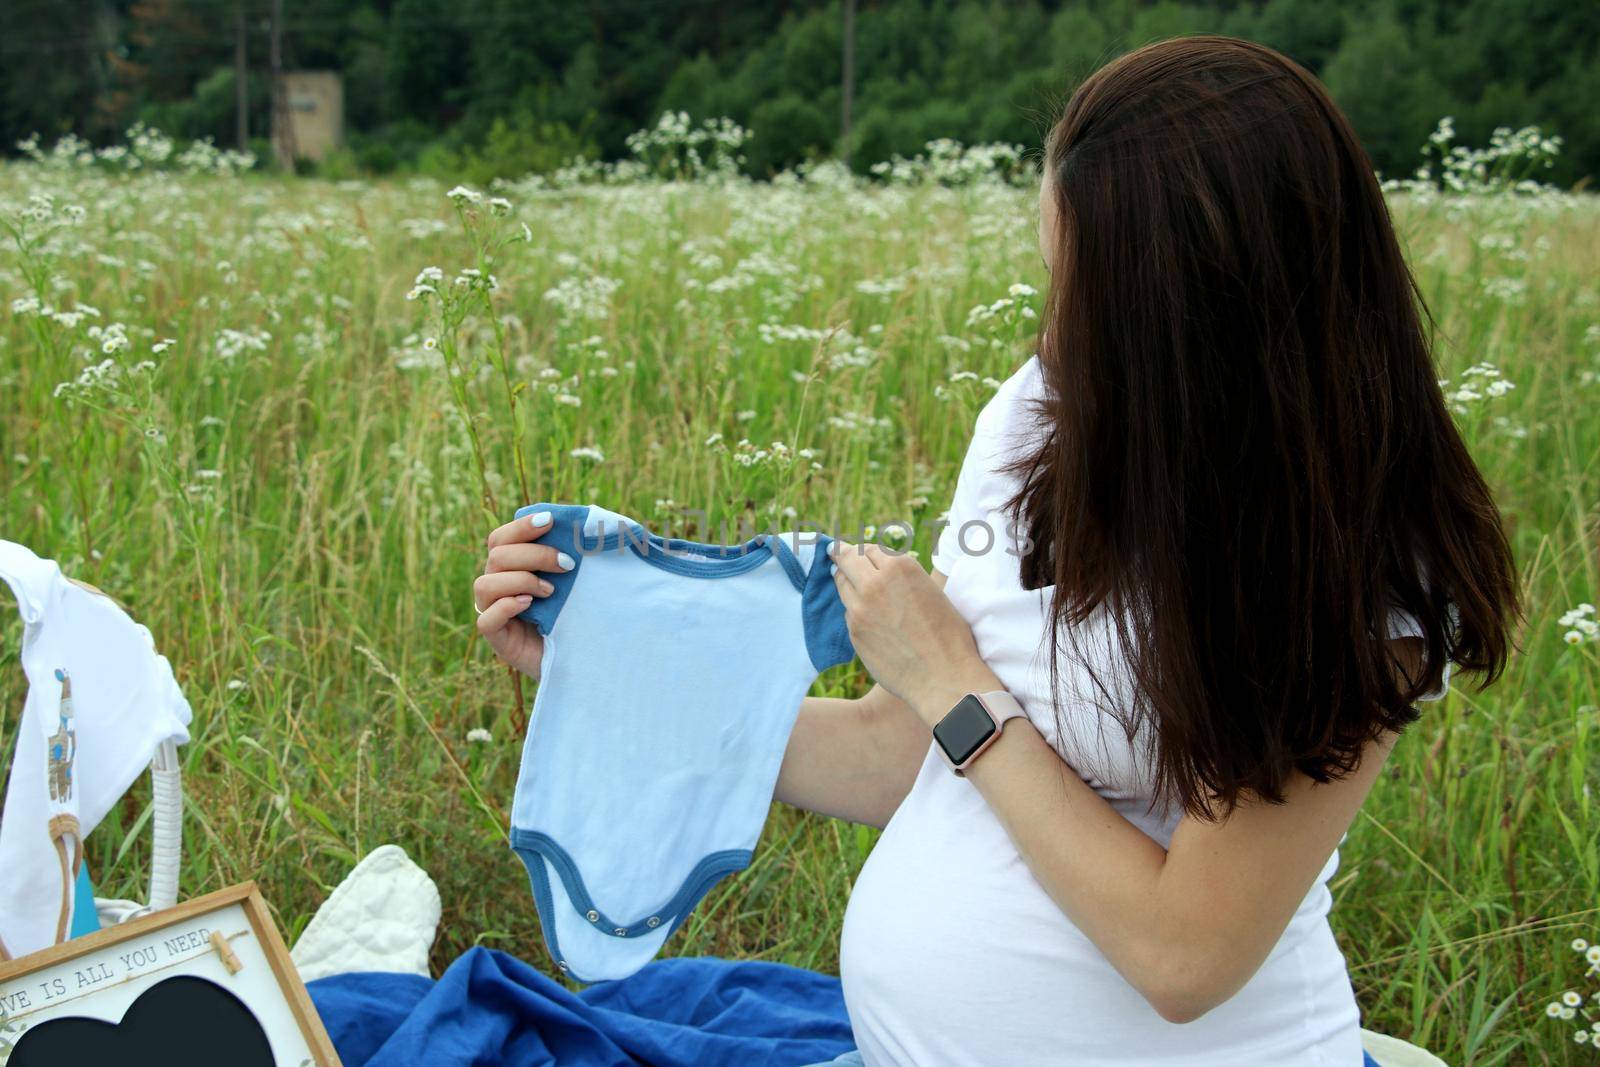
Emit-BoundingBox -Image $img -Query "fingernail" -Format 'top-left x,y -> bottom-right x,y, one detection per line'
555,552 -> 575,571
516,594 -> 533,605
829,562 -> 838,576
539,580 -> 553,595
529,510 -> 552,528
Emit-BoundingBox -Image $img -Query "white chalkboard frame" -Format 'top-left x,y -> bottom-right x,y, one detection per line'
0,881 -> 340,1065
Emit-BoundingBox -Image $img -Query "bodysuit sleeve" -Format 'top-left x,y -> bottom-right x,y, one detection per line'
801,534 -> 854,672
512,503 -> 591,635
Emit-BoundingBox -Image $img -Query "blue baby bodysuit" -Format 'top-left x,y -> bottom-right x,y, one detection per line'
508,503 -> 853,983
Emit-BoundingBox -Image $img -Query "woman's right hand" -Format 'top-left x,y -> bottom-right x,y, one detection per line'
474,510 -> 575,679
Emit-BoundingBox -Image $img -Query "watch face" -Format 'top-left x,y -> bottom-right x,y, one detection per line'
934,695 -> 996,766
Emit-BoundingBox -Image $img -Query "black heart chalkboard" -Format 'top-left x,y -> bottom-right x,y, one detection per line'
10,974 -> 276,1066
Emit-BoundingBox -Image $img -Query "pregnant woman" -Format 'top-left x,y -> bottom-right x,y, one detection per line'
474,36 -> 1518,1067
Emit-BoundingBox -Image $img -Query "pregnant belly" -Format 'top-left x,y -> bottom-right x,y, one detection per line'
838,782 -> 1361,1067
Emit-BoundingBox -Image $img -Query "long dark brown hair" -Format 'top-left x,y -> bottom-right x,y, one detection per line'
1010,36 -> 1519,820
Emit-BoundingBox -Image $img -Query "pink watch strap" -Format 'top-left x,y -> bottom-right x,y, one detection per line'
975,690 -> 1027,729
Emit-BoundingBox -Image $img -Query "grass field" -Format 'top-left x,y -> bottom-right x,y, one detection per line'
2,132 -> 1598,1063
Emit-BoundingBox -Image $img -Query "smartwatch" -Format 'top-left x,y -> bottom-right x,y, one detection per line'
933,690 -> 1027,776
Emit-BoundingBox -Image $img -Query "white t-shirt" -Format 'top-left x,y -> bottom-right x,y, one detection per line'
840,357 -> 1443,1066
0,541 -> 192,958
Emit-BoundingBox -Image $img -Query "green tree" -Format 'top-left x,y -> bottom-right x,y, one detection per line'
388,0 -> 472,121
5,0 -> 1599,185
1224,0 -> 1347,72
1322,6 -> 1453,177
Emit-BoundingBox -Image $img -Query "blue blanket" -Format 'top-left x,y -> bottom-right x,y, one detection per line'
309,949 -> 1387,1066
307,947 -> 854,1067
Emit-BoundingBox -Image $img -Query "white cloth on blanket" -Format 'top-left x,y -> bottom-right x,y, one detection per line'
0,541 -> 191,959
291,844 -> 441,981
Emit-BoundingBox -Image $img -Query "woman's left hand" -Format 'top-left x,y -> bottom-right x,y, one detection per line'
829,540 -> 1004,727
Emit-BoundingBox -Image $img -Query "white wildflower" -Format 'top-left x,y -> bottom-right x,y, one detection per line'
1560,603 -> 1598,644
214,327 -> 271,361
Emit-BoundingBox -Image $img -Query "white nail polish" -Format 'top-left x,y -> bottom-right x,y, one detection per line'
529,510 -> 552,527
556,552 -> 576,571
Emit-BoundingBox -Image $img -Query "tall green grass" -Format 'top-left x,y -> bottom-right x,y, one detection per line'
0,158 -> 1596,1063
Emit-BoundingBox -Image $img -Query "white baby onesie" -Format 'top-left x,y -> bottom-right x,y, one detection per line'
0,541 -> 192,959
